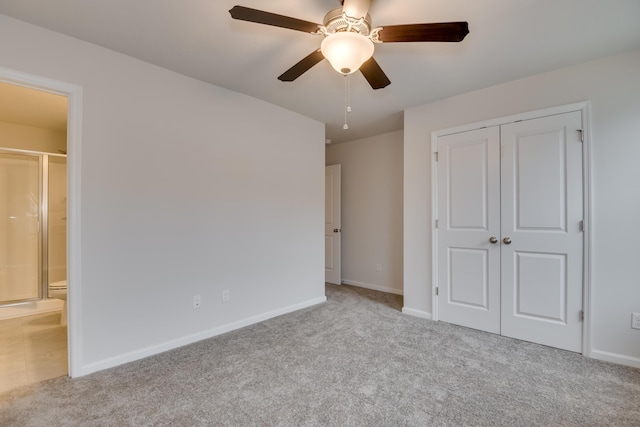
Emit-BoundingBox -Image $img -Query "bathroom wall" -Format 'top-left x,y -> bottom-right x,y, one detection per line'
0,14 -> 326,375
0,121 -> 66,153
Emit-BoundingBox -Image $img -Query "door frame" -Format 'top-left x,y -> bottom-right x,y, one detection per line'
325,164 -> 342,284
430,101 -> 592,356
0,66 -> 84,376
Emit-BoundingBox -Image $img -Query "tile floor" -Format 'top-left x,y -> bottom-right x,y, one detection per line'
0,311 -> 68,394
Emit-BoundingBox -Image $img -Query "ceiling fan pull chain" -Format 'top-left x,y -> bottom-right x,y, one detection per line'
347,74 -> 352,114
343,74 -> 350,130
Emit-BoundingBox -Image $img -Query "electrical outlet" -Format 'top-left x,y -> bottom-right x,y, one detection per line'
222,290 -> 230,303
193,295 -> 201,309
632,312 -> 640,330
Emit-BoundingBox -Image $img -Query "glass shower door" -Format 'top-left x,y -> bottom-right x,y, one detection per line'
0,152 -> 41,303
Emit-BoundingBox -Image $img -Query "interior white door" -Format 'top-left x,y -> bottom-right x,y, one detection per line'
437,127 -> 501,333
325,164 -> 341,284
500,111 -> 584,352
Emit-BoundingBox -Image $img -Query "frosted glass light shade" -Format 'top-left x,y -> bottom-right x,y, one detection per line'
320,32 -> 374,75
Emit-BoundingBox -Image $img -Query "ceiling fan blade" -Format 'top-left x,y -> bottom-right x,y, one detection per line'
359,57 -> 391,90
342,0 -> 371,19
378,22 -> 469,43
278,50 -> 325,82
229,6 -> 321,33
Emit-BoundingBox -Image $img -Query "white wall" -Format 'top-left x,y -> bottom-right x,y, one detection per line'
0,14 -> 326,375
326,131 -> 403,295
404,48 -> 640,367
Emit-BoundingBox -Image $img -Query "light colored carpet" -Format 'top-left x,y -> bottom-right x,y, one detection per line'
1,284 -> 639,426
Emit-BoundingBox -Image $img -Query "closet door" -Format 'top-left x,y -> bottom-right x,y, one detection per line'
500,111 -> 584,352
436,127 -> 501,333
435,110 -> 584,353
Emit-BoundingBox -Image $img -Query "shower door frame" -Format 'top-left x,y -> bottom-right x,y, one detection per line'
0,149 -> 67,305
0,66 -> 83,378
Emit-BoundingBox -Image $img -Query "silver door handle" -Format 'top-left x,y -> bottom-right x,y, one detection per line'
503,237 -> 512,245
489,236 -> 498,244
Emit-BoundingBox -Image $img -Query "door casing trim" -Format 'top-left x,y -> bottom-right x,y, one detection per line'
0,66 -> 84,376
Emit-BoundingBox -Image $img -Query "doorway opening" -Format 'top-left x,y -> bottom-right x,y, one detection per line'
0,78 -> 75,391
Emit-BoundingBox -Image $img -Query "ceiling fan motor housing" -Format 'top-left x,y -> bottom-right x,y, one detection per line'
323,7 -> 372,35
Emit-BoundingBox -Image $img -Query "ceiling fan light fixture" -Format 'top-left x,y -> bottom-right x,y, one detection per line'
320,31 -> 374,75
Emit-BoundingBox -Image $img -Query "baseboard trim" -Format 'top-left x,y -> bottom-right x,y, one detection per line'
402,307 -> 432,320
79,295 -> 327,377
341,279 -> 403,295
590,349 -> 640,369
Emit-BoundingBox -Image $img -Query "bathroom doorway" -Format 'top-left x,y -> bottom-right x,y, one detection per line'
0,81 -> 69,392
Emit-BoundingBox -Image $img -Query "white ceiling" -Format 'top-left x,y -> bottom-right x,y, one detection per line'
0,0 -> 639,143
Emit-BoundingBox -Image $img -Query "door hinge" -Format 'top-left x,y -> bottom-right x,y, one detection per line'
434,152 -> 439,161
579,310 -> 584,321
435,219 -> 439,229
579,220 -> 584,232
435,287 -> 439,296
577,129 -> 584,142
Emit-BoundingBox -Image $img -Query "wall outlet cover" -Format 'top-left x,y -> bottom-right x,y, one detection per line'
632,312 -> 640,330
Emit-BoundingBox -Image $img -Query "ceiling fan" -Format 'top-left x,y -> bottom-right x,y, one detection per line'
229,0 -> 469,89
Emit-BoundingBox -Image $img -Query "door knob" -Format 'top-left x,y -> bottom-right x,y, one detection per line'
503,237 -> 512,245
333,228 -> 341,233
489,236 -> 498,244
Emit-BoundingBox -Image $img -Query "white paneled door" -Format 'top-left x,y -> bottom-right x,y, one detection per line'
500,112 -> 584,352
325,164 -> 341,284
436,111 -> 584,352
436,127 -> 501,333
